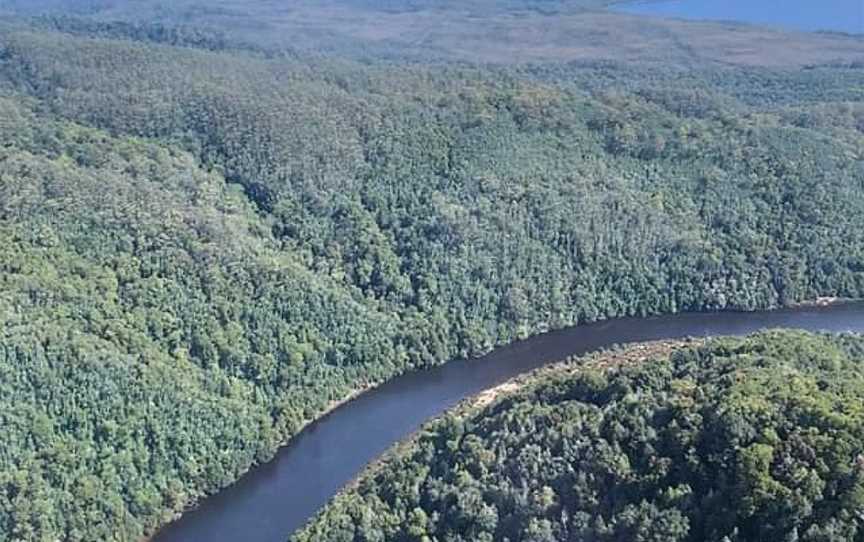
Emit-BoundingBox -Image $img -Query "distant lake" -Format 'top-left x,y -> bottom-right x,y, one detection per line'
614,0 -> 864,34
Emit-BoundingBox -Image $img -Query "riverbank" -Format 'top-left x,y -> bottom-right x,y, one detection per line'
471,339 -> 698,408
294,329 -> 864,542
149,337 -> 694,540
145,380 -> 380,541
152,301 -> 864,542
792,296 -> 849,308
332,339 -> 700,502
149,333 -> 705,539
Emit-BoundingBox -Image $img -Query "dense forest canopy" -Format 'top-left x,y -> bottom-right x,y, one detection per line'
296,331 -> 864,542
0,2 -> 862,541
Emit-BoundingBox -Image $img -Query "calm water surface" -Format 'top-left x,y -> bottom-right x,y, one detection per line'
615,0 -> 864,34
153,302 -> 864,542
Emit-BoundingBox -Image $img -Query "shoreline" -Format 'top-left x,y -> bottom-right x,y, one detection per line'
147,296 -> 859,541
146,337 -> 694,540
791,296 -> 846,308
302,338 -> 703,536
144,382 -> 379,542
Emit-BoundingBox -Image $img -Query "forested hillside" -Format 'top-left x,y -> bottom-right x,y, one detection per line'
2,0 -> 863,65
296,331 -> 864,542
0,11 -> 863,541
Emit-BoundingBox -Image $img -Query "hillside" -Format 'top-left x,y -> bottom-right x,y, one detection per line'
0,9 -> 863,542
1,0 -> 863,65
295,331 -> 864,542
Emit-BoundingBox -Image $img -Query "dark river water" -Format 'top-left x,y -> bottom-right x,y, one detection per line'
153,302 -> 864,542
614,0 -> 864,34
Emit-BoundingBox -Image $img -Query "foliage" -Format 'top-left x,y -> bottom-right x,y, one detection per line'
296,331 -> 864,542
0,15 -> 862,541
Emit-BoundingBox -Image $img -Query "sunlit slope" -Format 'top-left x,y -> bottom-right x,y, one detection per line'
0,22 -> 863,540
296,331 -> 864,542
0,96 -> 413,540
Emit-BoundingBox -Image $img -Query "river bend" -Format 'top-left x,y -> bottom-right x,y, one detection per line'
153,302 -> 864,542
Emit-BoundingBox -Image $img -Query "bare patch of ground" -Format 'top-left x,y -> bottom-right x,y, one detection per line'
467,339 -> 701,410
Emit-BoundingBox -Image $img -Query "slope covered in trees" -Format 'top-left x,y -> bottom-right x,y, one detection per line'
0,13 -> 863,541
2,0 -> 863,65
296,331 -> 864,542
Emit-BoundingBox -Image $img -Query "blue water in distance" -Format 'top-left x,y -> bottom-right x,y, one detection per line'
614,0 -> 864,34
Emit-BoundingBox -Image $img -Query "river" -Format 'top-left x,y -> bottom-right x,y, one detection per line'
152,302 -> 864,542
613,0 -> 864,34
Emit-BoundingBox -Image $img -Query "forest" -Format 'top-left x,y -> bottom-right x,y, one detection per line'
0,4 -> 862,541
2,0 -> 862,65
295,331 -> 864,542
